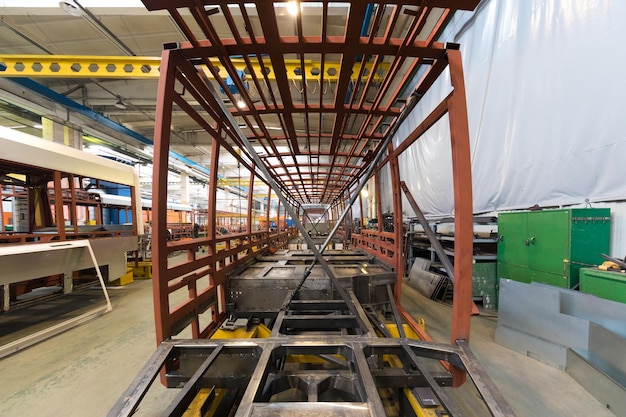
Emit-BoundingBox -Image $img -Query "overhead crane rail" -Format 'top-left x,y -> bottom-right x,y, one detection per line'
0,55 -> 389,81
217,177 -> 268,188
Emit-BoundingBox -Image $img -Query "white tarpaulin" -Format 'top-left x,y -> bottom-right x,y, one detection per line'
393,0 -> 626,218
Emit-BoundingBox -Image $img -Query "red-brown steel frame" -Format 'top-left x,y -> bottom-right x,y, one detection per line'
147,0 -> 477,385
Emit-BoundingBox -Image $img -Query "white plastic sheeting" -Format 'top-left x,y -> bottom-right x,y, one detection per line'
393,0 -> 626,218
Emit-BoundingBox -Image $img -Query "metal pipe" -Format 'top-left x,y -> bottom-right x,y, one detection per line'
0,18 -> 54,54
401,180 -> 480,315
73,0 -> 137,56
401,181 -> 456,282
386,284 -> 405,338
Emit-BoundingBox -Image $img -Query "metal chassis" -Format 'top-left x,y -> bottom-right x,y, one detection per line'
109,325 -> 510,417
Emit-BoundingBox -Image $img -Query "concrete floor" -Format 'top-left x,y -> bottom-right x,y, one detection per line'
0,278 -> 616,417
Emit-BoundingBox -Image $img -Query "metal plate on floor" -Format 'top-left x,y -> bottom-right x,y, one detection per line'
412,387 -> 440,407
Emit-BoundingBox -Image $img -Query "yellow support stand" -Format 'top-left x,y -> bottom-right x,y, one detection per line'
210,323 -> 271,340
128,261 -> 152,279
183,388 -> 227,417
109,268 -> 134,286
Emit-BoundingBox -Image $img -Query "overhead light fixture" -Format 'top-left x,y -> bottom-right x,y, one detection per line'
33,124 -> 42,129
59,1 -> 82,17
232,94 -> 246,109
361,189 -> 369,198
287,1 -> 299,16
114,96 -> 127,110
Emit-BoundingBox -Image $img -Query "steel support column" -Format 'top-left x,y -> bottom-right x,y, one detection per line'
247,166 -> 255,235
447,48 -> 474,386
265,184 -> 271,230
69,174 -> 78,234
276,199 -> 281,233
151,48 -> 178,345
130,185 -> 139,236
359,190 -> 365,228
53,171 -> 65,241
375,172 -> 383,234
388,148 -> 405,300
208,134 -> 220,245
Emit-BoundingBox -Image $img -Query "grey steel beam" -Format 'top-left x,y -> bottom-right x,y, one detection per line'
456,340 -> 517,417
162,345 -> 223,417
282,315 -> 359,330
107,343 -> 175,417
402,341 -> 463,416
386,284 -> 406,338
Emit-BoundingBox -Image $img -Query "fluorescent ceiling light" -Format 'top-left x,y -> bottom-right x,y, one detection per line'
59,1 -> 82,17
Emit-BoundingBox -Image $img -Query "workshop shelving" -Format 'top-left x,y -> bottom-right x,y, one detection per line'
407,217 -> 499,309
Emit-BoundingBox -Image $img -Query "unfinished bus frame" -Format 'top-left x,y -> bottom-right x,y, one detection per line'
110,1 -> 514,416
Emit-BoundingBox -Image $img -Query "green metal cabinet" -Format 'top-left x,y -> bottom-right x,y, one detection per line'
497,208 -> 611,289
580,268 -> 626,304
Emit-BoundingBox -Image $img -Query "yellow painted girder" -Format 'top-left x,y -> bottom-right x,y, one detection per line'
207,57 -> 390,82
0,55 -> 161,79
217,177 -> 268,188
0,55 -> 389,81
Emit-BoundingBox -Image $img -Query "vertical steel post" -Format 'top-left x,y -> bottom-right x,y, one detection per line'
389,148 -> 405,299
53,171 -> 65,240
375,172 -> 383,234
69,174 -> 77,234
130,185 -> 138,236
359,190 -> 365,231
266,184 -> 271,231
208,135 -> 220,245
151,49 -> 178,345
247,165 -> 255,235
447,48 -> 474,386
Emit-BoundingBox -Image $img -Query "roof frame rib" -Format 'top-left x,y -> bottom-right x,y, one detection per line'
141,0 -> 479,206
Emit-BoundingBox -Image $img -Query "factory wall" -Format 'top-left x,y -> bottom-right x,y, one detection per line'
385,0 -> 626,256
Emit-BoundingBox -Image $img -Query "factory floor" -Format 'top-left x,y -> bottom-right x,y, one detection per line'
0,278 -> 616,417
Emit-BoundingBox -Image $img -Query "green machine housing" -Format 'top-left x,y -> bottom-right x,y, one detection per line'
497,208 -> 611,289
580,268 -> 626,304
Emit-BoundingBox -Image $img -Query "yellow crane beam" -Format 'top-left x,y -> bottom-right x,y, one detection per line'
217,177 -> 269,188
0,55 -> 389,81
0,55 -> 161,79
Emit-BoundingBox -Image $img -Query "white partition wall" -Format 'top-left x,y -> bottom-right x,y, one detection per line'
394,0 -> 626,217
